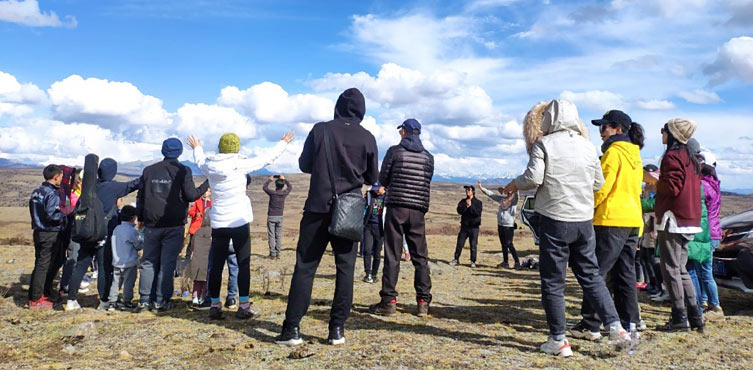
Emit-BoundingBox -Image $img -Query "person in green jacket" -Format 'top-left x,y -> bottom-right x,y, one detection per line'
686,185 -> 711,308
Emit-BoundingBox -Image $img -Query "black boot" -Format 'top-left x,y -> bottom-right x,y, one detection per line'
662,307 -> 690,332
687,303 -> 705,333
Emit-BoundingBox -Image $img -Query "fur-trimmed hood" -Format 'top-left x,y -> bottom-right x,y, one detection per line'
523,99 -> 589,153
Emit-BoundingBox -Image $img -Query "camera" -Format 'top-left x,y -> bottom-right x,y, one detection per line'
273,175 -> 281,179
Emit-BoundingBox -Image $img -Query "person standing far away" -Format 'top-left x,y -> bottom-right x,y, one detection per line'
276,87 -> 378,346
367,118 -> 434,317
263,175 -> 292,259
569,110 -> 645,341
477,179 -> 520,269
187,130 -> 293,320
361,183 -> 386,284
135,138 -> 209,313
499,99 -> 633,357
450,185 -> 482,268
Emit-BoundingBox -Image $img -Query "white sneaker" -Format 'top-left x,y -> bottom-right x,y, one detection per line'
80,280 -> 90,288
64,300 -> 81,311
192,297 -> 199,305
540,337 -> 573,357
608,326 -> 632,351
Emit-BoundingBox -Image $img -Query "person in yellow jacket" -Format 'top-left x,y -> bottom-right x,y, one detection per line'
570,110 -> 646,340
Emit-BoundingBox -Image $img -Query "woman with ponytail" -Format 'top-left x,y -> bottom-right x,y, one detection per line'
570,110 -> 645,340
654,119 -> 704,332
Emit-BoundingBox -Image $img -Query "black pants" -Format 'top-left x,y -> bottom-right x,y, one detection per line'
639,244 -> 658,287
454,227 -> 479,262
362,223 -> 383,275
284,212 -> 357,329
498,225 -> 519,264
67,242 -> 110,302
29,230 -> 62,300
538,214 -> 620,336
208,224 -> 251,300
379,207 -> 432,303
580,226 -> 640,331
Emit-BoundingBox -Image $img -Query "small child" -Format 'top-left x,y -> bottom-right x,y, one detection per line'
108,205 -> 143,310
186,210 -> 212,307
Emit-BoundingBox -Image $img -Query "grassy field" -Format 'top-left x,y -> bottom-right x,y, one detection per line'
1,169 -> 752,369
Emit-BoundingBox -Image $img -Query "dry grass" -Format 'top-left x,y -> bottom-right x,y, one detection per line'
1,169 -> 752,369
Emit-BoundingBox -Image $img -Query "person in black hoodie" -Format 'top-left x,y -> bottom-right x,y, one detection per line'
368,118 -> 434,317
276,88 -> 378,346
136,138 -> 209,312
450,185 -> 482,267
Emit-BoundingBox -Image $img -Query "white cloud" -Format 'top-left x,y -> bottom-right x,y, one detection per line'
560,90 -> 626,113
47,75 -> 171,131
677,89 -> 722,104
635,99 -> 676,111
173,103 -> 257,149
0,0 -> 76,27
705,36 -> 753,85
217,82 -> 332,125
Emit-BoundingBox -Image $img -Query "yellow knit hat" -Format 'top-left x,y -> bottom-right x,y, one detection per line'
218,133 -> 240,153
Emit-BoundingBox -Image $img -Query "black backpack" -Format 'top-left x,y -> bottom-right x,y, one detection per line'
72,154 -> 114,244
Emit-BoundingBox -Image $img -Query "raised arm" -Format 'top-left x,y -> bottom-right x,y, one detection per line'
237,133 -> 292,173
263,178 -> 273,195
478,181 -> 503,203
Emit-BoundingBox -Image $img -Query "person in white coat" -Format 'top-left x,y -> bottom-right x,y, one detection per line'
187,131 -> 293,319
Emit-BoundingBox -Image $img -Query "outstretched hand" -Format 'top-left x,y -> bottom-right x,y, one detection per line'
499,180 -> 518,200
187,136 -> 202,149
476,179 -> 482,188
281,131 -> 294,143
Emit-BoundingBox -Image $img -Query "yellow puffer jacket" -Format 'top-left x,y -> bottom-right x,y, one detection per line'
593,140 -> 643,232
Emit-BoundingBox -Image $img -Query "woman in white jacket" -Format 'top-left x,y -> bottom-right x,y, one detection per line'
187,131 -> 294,319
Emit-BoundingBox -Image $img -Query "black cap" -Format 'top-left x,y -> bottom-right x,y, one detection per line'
592,110 -> 632,129
463,185 -> 475,191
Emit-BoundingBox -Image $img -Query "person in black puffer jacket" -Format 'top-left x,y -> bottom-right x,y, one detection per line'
369,118 -> 435,318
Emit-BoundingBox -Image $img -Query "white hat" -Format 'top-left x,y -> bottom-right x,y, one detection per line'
699,149 -> 717,167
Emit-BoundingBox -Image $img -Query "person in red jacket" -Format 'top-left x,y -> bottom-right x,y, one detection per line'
186,188 -> 212,260
655,118 -> 704,333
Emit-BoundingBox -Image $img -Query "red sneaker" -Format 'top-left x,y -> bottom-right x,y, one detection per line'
29,298 -> 53,310
636,282 -> 647,291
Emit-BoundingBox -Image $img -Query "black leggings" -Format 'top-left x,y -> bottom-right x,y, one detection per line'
498,225 -> 519,264
208,224 -> 251,300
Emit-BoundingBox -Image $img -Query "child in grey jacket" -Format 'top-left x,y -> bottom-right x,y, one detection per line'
108,205 -> 143,310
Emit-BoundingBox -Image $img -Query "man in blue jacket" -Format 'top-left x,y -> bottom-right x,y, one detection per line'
28,165 -> 71,309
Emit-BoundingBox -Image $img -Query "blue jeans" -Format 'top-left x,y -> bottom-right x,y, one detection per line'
204,242 -> 239,300
700,240 -> 721,306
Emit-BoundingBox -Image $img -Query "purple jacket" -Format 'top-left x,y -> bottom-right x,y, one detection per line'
702,175 -> 722,240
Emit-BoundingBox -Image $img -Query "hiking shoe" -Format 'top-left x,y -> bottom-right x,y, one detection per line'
327,326 -> 345,345
705,305 -> 725,321
661,307 -> 690,332
568,322 -> 602,341
449,259 -> 458,266
121,301 -> 137,310
134,301 -> 151,313
225,297 -> 238,310
470,262 -> 477,268
369,299 -> 397,316
687,304 -> 705,333
156,301 -> 177,312
497,261 -> 510,269
651,291 -> 670,302
97,301 -> 110,310
236,306 -> 257,319
29,298 -> 53,310
540,337 -> 573,357
209,306 -> 223,320
275,325 -> 303,346
64,300 -> 81,311
513,262 -> 522,270
194,299 -> 211,311
417,299 -> 429,317
608,326 -> 633,351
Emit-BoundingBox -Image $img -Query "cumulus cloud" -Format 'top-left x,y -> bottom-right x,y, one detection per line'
677,89 -> 722,104
0,70 -> 47,118
174,103 -> 257,148
217,82 -> 332,126
47,75 -> 171,132
0,0 -> 76,27
635,99 -> 675,111
705,36 -> 753,85
560,90 -> 626,113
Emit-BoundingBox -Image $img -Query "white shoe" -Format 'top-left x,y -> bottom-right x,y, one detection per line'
192,297 -> 199,305
608,326 -> 632,351
540,337 -> 573,357
64,300 -> 81,311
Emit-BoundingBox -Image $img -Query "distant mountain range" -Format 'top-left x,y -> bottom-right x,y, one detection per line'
0,158 -> 37,168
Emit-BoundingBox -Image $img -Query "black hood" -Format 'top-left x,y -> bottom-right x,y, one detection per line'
400,134 -> 425,153
98,158 -> 118,181
600,133 -> 630,153
333,88 -> 365,124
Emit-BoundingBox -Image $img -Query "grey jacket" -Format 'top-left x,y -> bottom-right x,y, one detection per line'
513,100 -> 604,222
480,185 -> 518,227
111,221 -> 144,268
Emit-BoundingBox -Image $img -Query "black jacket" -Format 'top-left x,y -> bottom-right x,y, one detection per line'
97,158 -> 140,233
299,88 -> 379,213
263,179 -> 291,216
380,135 -> 434,213
457,197 -> 482,228
137,158 -> 209,228
29,182 -> 67,232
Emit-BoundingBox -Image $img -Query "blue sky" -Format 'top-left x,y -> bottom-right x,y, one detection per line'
1,0 -> 752,189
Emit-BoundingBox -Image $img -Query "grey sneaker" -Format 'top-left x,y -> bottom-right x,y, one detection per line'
470,262 -> 477,268
449,259 -> 459,266
97,301 -> 110,310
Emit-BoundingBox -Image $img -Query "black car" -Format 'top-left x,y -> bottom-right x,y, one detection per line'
712,209 -> 753,293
